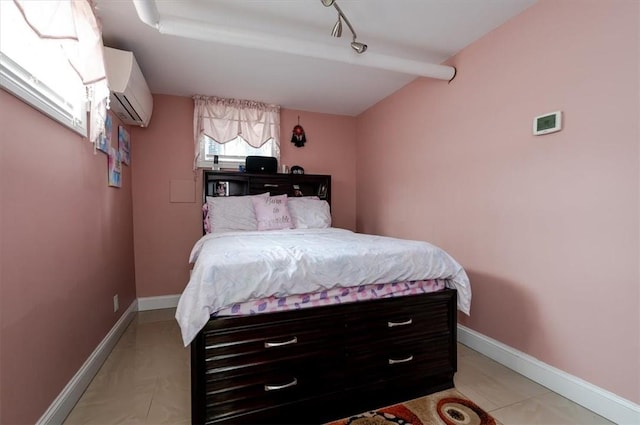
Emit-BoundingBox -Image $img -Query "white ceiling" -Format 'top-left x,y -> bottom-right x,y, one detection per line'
96,0 -> 536,116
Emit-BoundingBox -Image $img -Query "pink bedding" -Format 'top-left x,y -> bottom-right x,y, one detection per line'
214,279 -> 446,317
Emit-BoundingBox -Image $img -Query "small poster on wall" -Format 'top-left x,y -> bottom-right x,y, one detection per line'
97,115 -> 111,154
118,125 -> 130,165
108,146 -> 122,188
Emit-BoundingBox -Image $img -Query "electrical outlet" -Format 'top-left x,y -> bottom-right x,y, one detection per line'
113,294 -> 119,312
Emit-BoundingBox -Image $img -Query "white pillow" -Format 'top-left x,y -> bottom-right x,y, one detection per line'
206,193 -> 269,233
287,197 -> 331,229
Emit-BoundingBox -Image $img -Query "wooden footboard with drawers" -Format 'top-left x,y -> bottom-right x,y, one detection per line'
190,288 -> 457,424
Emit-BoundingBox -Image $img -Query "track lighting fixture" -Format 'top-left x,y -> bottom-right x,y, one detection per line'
321,0 -> 368,54
350,41 -> 367,54
331,14 -> 342,37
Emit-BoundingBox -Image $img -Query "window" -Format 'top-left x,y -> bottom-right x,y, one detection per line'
194,96 -> 280,170
199,135 -> 279,169
0,0 -> 87,135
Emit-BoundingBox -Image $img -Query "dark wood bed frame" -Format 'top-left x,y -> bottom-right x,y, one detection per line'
190,171 -> 458,424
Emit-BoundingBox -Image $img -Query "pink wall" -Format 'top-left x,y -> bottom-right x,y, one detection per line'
130,95 -> 201,298
0,91 -> 137,424
280,109 -> 357,230
356,0 -> 639,403
131,95 -> 357,297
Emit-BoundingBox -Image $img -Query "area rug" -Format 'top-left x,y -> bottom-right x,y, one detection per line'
326,388 -> 496,425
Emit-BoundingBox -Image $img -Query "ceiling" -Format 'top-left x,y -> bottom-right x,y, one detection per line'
95,0 -> 536,116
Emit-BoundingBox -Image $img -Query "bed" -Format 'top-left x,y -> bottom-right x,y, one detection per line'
177,170 -> 471,424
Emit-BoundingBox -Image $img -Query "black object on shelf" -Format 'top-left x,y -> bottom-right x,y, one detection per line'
246,156 -> 277,173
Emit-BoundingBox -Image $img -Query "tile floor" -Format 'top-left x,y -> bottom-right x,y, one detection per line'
64,309 -> 613,425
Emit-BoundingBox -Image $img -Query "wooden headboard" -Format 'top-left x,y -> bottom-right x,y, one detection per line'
203,170 -> 331,205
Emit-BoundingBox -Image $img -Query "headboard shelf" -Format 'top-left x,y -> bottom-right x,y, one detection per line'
203,171 -> 331,204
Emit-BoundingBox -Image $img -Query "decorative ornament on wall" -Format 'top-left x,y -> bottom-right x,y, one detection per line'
291,116 -> 306,147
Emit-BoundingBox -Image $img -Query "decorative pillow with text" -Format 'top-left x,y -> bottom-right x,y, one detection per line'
251,194 -> 293,231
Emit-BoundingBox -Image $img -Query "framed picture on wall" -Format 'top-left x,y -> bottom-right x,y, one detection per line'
97,115 -> 111,154
118,125 -> 131,165
108,146 -> 122,188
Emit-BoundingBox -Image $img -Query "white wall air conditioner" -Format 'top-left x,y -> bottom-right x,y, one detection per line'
103,47 -> 153,127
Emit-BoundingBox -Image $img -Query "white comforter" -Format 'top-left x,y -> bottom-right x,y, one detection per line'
175,228 -> 471,346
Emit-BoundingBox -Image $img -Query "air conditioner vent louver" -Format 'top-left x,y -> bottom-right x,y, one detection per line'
103,47 -> 153,127
112,93 -> 143,123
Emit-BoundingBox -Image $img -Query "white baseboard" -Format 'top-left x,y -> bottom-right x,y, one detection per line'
137,294 -> 180,311
36,300 -> 137,425
457,324 -> 640,425
37,294 -> 180,423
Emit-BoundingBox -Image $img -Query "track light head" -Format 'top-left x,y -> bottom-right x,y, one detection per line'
350,41 -> 367,54
331,15 -> 342,37
322,0 -> 368,54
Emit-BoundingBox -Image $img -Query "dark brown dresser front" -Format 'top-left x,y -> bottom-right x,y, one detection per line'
191,289 -> 457,424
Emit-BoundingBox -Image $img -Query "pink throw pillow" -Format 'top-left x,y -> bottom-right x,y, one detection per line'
202,203 -> 211,233
251,194 -> 293,231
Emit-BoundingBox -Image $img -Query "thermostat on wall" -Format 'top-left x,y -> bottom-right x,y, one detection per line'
533,111 -> 562,136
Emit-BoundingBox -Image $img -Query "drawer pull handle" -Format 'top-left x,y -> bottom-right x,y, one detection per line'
263,183 -> 279,188
387,319 -> 413,328
264,378 -> 298,392
388,355 -> 414,365
264,337 -> 298,348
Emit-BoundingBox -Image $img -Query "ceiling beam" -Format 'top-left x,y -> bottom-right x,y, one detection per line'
131,0 -> 456,81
